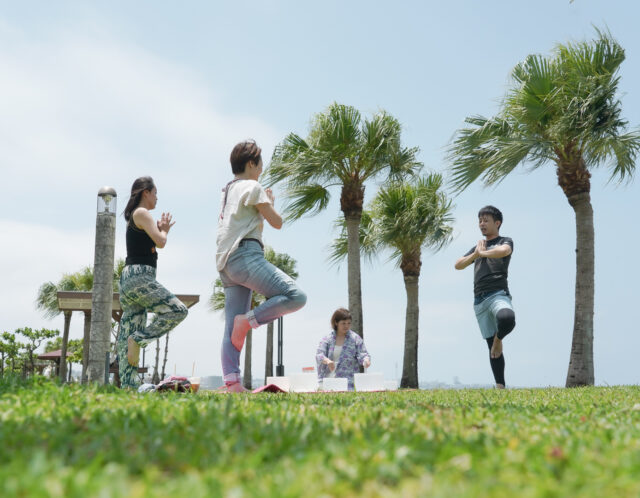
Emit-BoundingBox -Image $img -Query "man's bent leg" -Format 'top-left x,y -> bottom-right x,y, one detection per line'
496,308 -> 515,340
486,336 -> 505,388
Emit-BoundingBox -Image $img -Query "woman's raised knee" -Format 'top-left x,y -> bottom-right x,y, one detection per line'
289,287 -> 307,309
174,304 -> 188,323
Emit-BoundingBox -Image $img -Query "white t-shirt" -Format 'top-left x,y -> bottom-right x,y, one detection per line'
326,344 -> 343,378
216,179 -> 271,271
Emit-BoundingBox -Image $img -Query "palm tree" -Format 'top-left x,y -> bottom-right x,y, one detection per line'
37,279 -> 75,382
331,174 -> 454,388
266,102 -> 421,339
209,247 -> 299,388
59,266 -> 94,382
447,30 -> 640,386
36,260 -> 125,383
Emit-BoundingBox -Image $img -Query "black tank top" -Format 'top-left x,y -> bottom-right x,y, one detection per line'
125,219 -> 158,268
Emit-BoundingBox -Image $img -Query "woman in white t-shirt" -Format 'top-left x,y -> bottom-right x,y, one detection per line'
216,140 -> 307,392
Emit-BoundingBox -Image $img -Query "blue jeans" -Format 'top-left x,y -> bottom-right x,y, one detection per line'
219,240 -> 307,383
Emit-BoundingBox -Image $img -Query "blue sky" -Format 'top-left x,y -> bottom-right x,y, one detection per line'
1,1 -> 639,387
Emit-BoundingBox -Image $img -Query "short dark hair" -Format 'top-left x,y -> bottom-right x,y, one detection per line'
330,308 -> 352,331
478,205 -> 503,225
230,139 -> 262,174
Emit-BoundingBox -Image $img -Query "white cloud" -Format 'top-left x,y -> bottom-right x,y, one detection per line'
0,220 -> 94,333
0,21 -> 281,208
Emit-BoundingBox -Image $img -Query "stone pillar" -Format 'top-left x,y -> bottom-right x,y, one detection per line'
87,188 -> 117,384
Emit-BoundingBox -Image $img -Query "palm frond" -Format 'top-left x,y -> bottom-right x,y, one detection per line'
369,174 -> 455,268
264,246 -> 299,279
585,130 -> 640,182
448,115 -> 541,192
386,146 -> 423,182
283,184 -> 331,221
35,282 -> 60,319
311,102 -> 362,153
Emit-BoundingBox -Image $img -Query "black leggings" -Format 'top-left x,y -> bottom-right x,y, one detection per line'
486,336 -> 505,386
496,308 -> 515,340
485,309 -> 516,386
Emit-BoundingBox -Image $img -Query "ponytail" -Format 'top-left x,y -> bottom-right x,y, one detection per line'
124,176 -> 155,222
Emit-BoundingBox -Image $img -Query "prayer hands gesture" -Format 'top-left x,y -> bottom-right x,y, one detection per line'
265,188 -> 275,204
474,239 -> 486,257
157,212 -> 176,233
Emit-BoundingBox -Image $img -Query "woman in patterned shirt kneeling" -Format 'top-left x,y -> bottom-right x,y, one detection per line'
316,308 -> 371,391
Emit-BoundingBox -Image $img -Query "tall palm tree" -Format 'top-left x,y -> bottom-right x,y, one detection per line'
209,247 -> 299,388
331,174 -> 454,388
447,30 -> 640,386
266,102 -> 421,339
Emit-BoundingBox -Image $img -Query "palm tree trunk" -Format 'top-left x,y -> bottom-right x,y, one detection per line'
243,330 -> 252,390
400,274 -> 420,388
81,310 -> 91,384
59,311 -> 72,383
344,213 -> 363,338
565,191 -> 595,386
265,321 -> 274,383
161,333 -> 170,379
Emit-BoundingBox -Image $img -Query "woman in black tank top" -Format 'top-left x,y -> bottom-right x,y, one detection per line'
116,176 -> 188,389
125,219 -> 158,268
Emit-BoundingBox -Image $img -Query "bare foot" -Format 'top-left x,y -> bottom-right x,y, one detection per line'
216,382 -> 249,393
490,336 -> 503,358
231,314 -> 251,352
227,382 -> 249,393
127,336 -> 140,366
496,383 -> 506,389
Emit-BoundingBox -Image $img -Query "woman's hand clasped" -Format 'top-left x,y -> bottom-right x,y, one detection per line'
265,188 -> 275,205
157,212 -> 176,233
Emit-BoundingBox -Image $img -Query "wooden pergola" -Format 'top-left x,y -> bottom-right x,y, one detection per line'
37,349 -> 73,380
56,292 -> 200,322
56,291 -> 200,384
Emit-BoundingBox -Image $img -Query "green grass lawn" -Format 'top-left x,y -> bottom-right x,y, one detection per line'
1,377 -> 639,497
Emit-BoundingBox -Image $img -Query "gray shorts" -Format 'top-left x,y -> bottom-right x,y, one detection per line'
473,290 -> 514,339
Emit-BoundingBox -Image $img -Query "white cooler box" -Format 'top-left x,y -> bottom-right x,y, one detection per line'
354,372 -> 385,392
289,373 -> 318,392
321,377 -> 348,392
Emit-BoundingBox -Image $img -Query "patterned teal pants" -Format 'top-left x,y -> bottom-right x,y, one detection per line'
118,264 -> 188,388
